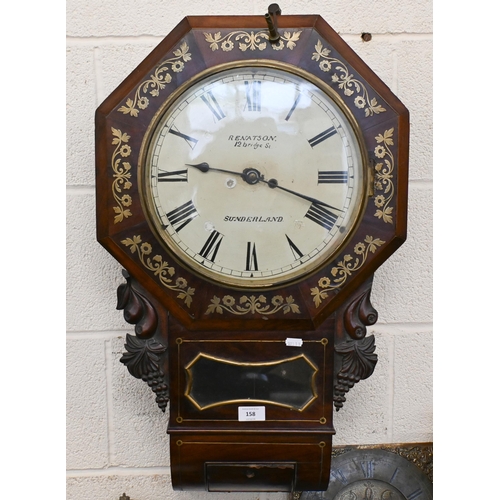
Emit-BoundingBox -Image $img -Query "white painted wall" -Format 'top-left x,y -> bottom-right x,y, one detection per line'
66,0 -> 432,498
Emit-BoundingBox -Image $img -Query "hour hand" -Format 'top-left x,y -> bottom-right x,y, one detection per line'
186,162 -> 210,172
186,162 -> 244,178
187,163 -> 264,185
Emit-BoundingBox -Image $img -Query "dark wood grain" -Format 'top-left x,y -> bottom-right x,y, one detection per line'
96,11 -> 409,492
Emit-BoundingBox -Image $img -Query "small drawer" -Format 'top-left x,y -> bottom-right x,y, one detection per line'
206,462 -> 296,492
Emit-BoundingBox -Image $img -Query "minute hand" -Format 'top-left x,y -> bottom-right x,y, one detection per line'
263,178 -> 344,213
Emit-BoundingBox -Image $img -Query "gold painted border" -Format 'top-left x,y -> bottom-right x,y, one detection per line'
204,30 -> 302,52
118,42 -> 192,117
373,128 -> 395,224
184,352 -> 318,411
205,294 -> 300,316
310,235 -> 385,307
312,40 -> 387,117
120,235 -> 195,307
110,128 -> 133,223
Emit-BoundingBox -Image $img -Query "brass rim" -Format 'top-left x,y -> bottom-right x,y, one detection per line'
138,60 -> 369,290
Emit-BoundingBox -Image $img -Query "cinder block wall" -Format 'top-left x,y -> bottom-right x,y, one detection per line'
66,1 -> 432,498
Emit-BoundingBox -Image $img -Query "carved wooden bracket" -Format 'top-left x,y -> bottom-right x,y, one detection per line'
117,270 -> 158,339
120,334 -> 169,411
333,335 -> 378,411
117,270 -> 169,412
333,278 -> 378,411
344,287 -> 378,340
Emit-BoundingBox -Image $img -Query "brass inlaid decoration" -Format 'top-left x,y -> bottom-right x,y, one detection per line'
206,294 -> 300,316
312,40 -> 386,117
121,235 -> 195,307
311,236 -> 385,307
175,338 -> 329,425
184,352 -> 318,411
118,42 -> 192,117
111,128 -> 133,223
204,30 -> 302,52
373,128 -> 395,224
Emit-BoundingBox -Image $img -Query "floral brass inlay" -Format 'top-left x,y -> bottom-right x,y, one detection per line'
111,128 -> 133,224
312,40 -> 386,117
373,128 -> 395,224
121,235 -> 195,307
311,236 -> 385,307
118,42 -> 191,117
204,30 -> 302,52
206,294 -> 300,316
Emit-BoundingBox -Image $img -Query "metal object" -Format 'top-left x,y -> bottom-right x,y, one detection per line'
296,443 -> 433,499
265,3 -> 282,43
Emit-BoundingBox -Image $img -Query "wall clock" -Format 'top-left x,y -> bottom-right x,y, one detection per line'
96,4 -> 409,492
297,444 -> 433,499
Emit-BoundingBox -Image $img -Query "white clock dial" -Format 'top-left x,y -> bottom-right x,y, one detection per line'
141,62 -> 367,288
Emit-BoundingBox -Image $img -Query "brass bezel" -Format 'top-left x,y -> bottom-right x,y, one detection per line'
138,59 -> 369,290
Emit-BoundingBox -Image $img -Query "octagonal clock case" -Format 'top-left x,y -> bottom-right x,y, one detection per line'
95,9 -> 409,493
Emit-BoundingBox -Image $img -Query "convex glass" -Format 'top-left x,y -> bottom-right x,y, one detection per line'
142,63 -> 367,288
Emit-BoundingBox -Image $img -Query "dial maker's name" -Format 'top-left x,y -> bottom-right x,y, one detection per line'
228,135 -> 277,142
228,135 -> 277,150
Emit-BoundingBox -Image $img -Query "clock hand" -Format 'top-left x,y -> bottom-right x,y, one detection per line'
187,162 -> 343,212
263,178 -> 344,213
186,162 -> 263,185
186,162 -> 245,178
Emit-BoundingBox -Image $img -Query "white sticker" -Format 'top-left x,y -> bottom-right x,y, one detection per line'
238,406 -> 266,421
285,337 -> 303,347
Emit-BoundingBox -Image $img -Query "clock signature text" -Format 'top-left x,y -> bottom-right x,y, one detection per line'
228,135 -> 276,150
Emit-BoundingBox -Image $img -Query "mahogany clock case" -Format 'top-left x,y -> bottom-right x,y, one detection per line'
95,14 -> 409,333
96,11 -> 409,494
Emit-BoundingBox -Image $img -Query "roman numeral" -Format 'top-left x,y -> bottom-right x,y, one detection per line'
166,200 -> 199,232
157,169 -> 188,182
199,230 -> 224,262
407,488 -> 423,500
286,235 -> 304,260
308,126 -> 338,147
389,467 -> 400,484
318,170 -> 348,184
168,128 -> 198,149
360,460 -> 374,478
305,203 -> 338,231
245,242 -> 258,271
330,469 -> 348,485
285,93 -> 302,121
245,81 -> 261,112
201,91 -> 225,121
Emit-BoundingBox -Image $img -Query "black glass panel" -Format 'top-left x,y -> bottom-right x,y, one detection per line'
186,354 -> 317,410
